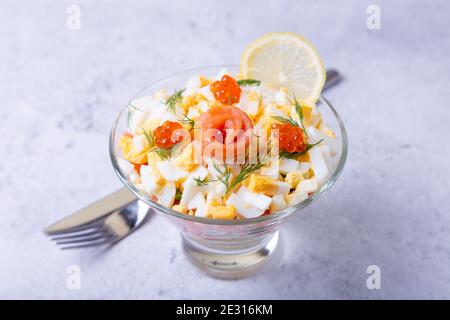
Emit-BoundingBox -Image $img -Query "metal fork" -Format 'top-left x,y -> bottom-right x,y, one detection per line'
48,200 -> 150,250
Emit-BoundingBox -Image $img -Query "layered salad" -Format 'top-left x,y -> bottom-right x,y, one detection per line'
116,33 -> 338,219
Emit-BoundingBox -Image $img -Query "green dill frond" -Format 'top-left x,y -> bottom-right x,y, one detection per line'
193,176 -> 215,187
237,79 -> 261,86
271,115 -> 299,127
141,128 -> 155,148
228,153 -> 270,191
212,162 -> 232,192
289,95 -> 308,138
152,147 -> 172,160
179,114 -> 196,131
165,89 -> 185,114
279,139 -> 324,159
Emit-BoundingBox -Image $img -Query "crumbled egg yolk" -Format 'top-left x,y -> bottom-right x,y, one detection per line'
207,205 -> 236,220
297,153 -> 310,162
207,196 -> 223,207
247,174 -> 279,196
199,75 -> 211,87
182,94 -> 203,112
285,171 -> 304,189
119,135 -> 148,164
172,204 -> 188,214
173,143 -> 197,172
304,168 -> 315,179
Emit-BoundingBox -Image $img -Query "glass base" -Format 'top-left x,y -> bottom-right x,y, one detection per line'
181,231 -> 280,279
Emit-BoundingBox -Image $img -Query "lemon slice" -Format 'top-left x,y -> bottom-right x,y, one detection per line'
240,32 -> 326,103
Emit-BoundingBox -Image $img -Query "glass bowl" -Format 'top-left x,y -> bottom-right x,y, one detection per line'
110,65 -> 348,279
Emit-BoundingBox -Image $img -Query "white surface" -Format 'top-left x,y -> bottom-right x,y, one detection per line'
1,0 -> 450,299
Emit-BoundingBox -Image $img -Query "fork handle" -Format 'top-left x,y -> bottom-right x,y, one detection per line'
44,188 -> 137,234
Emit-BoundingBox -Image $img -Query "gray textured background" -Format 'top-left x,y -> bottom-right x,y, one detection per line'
1,0 -> 449,299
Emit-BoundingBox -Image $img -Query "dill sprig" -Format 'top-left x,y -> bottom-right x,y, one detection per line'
237,79 -> 261,86
271,97 -> 309,138
154,142 -> 183,160
289,95 -> 309,138
152,147 -> 172,160
212,162 -> 232,192
193,176 -> 216,187
229,158 -> 269,192
212,152 -> 271,193
165,89 -> 185,114
179,114 -> 196,131
141,128 -> 155,148
279,139 -> 324,159
271,115 -> 299,127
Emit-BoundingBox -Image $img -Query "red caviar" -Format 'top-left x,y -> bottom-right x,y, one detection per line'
210,75 -> 241,105
154,121 -> 184,148
272,122 -> 307,153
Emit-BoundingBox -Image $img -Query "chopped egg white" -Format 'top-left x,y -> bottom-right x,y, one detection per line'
214,182 -> 227,197
180,166 -> 209,206
206,190 -> 220,205
298,162 -> 311,174
184,165 -> 209,186
271,194 -> 287,212
237,186 -> 272,211
309,146 -> 331,185
238,87 -> 261,116
296,178 -> 319,194
195,204 -> 209,218
127,108 -> 150,134
266,103 -> 288,117
226,193 -> 264,218
157,182 -> 176,207
132,134 -> 146,152
286,191 -> 308,206
140,165 -> 160,195
157,161 -> 189,181
188,192 -> 206,210
260,159 -> 279,179
307,126 -> 337,156
180,181 -> 197,206
275,181 -> 291,195
275,91 -> 288,105
117,158 -> 135,176
279,159 -> 299,174
320,144 -> 336,170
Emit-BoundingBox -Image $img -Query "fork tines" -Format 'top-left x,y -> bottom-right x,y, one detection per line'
49,224 -> 117,250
